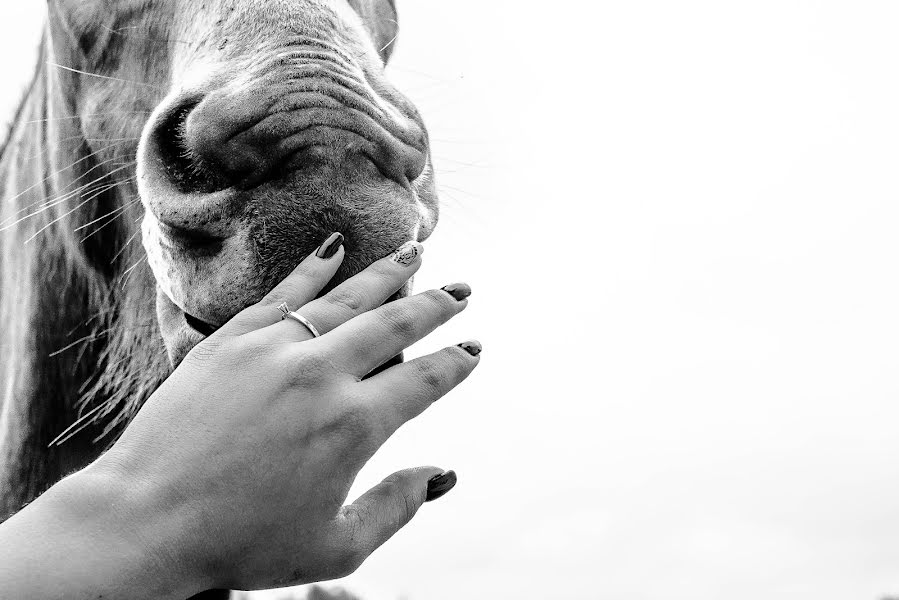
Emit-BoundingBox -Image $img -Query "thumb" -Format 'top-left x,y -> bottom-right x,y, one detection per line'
332,467 -> 458,568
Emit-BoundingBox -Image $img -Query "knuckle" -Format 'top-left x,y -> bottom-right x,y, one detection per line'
323,285 -> 368,314
285,350 -> 337,386
259,291 -> 286,309
415,358 -> 448,393
379,304 -> 418,339
331,402 -> 380,446
376,477 -> 418,524
259,282 -> 302,310
369,259 -> 398,278
398,487 -> 419,524
341,505 -> 365,541
422,288 -> 455,313
187,337 -> 268,370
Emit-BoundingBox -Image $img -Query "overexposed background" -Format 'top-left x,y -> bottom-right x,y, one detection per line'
4,2 -> 899,599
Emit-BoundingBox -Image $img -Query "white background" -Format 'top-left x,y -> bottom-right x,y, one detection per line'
3,2 -> 899,599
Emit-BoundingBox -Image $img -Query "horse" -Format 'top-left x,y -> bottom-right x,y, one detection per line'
0,1 -> 438,596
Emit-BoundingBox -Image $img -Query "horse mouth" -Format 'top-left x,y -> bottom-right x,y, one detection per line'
156,222 -> 227,257
179,288 -> 406,340
183,312 -> 220,337
173,288 -> 407,378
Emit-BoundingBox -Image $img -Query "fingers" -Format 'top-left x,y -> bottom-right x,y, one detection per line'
361,342 -> 481,441
320,285 -> 472,377
263,241 -> 424,343
329,467 -> 458,574
224,232 -> 346,336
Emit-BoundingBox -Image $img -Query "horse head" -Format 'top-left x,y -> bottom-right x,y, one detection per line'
0,0 -> 436,524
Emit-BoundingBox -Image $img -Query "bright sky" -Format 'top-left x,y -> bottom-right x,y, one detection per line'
4,2 -> 899,600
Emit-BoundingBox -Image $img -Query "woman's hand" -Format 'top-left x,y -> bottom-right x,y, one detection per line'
88,234 -> 480,594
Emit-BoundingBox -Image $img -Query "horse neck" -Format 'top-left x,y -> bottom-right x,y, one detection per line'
0,37 -> 167,516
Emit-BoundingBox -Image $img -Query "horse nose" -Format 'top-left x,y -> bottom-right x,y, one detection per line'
151,85 -> 428,193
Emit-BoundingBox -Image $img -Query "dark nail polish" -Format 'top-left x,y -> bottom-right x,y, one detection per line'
442,283 -> 472,302
426,470 -> 457,502
458,341 -> 482,357
316,232 -> 344,259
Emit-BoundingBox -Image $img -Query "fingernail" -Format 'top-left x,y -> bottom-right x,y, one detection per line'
391,241 -> 423,266
426,470 -> 457,502
458,341 -> 482,357
316,232 -> 345,259
442,283 -> 472,302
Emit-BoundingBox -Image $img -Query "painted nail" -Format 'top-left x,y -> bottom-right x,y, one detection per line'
426,470 -> 458,502
316,232 -> 345,259
442,283 -> 472,302
391,241 -> 423,266
458,341 -> 482,357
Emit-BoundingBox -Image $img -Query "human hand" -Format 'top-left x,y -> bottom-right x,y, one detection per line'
93,233 -> 480,593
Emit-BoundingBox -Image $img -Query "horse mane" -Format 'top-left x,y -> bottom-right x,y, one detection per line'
0,32 -> 47,161
0,27 -> 170,515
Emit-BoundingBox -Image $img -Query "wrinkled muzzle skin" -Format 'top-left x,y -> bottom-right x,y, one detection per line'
54,0 -> 437,365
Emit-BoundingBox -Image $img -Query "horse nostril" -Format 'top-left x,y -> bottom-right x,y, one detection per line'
154,102 -> 230,194
149,85 -> 430,195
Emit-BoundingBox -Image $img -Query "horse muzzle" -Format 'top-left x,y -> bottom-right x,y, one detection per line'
136,40 -> 438,363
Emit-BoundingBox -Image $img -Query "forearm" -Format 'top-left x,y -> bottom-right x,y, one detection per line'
0,465 -> 202,600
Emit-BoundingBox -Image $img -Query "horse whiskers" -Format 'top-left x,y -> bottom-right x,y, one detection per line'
23,110 -> 153,125
119,256 -> 149,289
48,402 -> 109,447
85,137 -> 142,143
21,137 -> 136,162
55,365 -> 143,445
438,182 -> 481,199
17,160 -> 137,219
47,62 -> 165,91
74,197 -> 140,234
387,65 -> 455,84
53,313 -> 162,445
49,328 -> 116,359
78,199 -> 142,244
3,148 -> 120,209
432,155 -> 489,169
23,179 -> 135,244
0,181 -> 119,231
1,152 -> 135,221
1,169 -> 136,233
69,293 -> 122,337
52,321 -> 158,365
54,394 -> 133,447
379,20 -> 400,54
110,226 -> 144,266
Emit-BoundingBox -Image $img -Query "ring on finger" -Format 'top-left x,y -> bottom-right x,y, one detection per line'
277,303 -> 321,338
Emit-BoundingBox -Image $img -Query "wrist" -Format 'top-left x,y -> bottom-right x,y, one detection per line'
57,461 -> 209,599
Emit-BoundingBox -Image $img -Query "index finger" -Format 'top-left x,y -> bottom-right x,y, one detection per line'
260,241 -> 424,343
222,232 -> 346,335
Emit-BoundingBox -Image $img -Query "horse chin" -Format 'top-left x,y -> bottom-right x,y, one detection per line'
155,289 -> 208,366
143,190 -> 428,367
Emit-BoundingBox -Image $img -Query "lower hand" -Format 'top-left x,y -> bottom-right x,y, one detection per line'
93,234 -> 481,593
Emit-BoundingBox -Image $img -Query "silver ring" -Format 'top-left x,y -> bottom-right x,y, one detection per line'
277,303 -> 321,338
